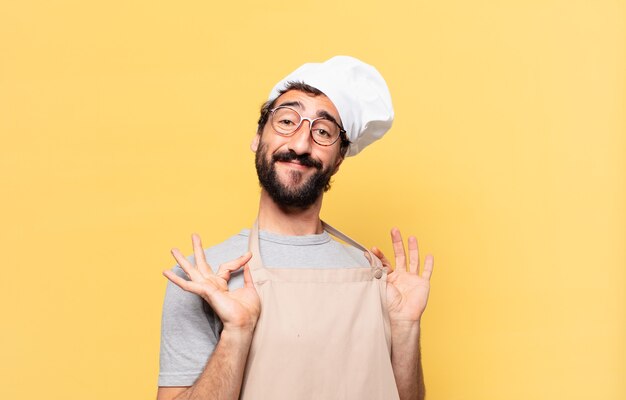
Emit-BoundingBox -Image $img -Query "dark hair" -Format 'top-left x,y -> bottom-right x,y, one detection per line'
256,81 -> 351,158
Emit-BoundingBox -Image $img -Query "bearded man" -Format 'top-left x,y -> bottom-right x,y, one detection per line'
157,56 -> 435,400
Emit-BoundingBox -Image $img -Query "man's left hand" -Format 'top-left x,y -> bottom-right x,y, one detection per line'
371,228 -> 434,324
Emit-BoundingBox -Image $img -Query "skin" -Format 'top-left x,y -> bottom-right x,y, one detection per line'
157,90 -> 434,400
373,231 -> 434,400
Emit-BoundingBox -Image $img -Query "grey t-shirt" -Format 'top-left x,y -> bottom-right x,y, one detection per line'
158,228 -> 368,387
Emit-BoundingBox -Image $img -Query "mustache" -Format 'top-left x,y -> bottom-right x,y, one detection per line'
272,151 -> 322,169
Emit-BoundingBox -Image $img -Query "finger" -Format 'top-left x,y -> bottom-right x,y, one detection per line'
171,248 -> 203,281
243,263 -> 255,288
408,236 -> 419,274
217,252 -> 252,281
163,269 -> 206,294
371,247 -> 392,270
421,254 -> 434,280
391,228 -> 407,271
192,233 -> 212,276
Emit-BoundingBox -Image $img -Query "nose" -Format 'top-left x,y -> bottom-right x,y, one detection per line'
286,119 -> 314,155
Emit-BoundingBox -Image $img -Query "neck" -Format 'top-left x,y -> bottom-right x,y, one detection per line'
257,190 -> 324,235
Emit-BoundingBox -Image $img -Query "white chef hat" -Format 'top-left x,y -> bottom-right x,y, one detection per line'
268,55 -> 394,157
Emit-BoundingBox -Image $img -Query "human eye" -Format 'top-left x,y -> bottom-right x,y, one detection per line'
313,128 -> 331,138
278,118 -> 296,126
312,120 -> 336,139
273,108 -> 301,132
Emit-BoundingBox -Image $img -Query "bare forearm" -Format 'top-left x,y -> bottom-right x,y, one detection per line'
172,329 -> 254,400
391,321 -> 425,400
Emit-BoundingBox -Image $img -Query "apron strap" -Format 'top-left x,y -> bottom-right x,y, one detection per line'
321,221 -> 383,269
247,219 -> 383,271
247,219 -> 264,272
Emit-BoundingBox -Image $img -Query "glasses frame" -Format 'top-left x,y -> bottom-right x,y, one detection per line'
268,106 -> 347,147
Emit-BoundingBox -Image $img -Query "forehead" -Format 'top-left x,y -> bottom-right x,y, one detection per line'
273,90 -> 342,122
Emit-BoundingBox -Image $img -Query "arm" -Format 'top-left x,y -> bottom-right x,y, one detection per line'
157,328 -> 254,400
390,321 -> 424,400
371,228 -> 434,400
158,234 -> 261,400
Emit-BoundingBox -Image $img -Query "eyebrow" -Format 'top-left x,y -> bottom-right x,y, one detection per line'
316,110 -> 341,127
276,101 -> 343,128
276,100 -> 304,109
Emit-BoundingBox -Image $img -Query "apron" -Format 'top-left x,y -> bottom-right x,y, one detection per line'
239,220 -> 400,400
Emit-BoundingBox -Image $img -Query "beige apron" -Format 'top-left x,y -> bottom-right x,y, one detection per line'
239,220 -> 400,400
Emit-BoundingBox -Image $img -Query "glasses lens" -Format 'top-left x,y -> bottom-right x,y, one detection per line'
272,107 -> 301,135
311,119 -> 340,145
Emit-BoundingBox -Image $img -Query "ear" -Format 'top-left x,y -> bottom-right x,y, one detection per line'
250,134 -> 260,152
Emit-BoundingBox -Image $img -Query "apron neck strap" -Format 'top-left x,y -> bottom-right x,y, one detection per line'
247,219 -> 264,272
247,219 -> 383,271
321,221 -> 383,268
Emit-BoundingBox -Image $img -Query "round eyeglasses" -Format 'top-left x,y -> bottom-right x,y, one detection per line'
269,106 -> 346,146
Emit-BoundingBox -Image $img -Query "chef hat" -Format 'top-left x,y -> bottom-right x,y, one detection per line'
268,55 -> 394,156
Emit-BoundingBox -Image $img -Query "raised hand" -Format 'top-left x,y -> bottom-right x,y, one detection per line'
372,228 -> 434,324
163,234 -> 261,333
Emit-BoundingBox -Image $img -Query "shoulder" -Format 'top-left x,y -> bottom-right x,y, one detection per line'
202,230 -> 250,271
340,242 -> 369,265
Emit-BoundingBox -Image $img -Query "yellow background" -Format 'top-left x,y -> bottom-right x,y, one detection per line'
1,0 -> 624,399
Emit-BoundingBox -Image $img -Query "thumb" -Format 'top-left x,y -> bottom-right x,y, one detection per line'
243,261 -> 255,288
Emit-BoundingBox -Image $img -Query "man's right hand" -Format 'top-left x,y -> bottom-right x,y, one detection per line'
163,234 -> 260,333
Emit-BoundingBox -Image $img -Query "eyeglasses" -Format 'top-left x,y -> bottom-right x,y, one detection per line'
268,106 -> 346,146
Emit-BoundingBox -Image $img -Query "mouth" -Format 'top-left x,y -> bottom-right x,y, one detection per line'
275,160 -> 311,170
272,151 -> 322,170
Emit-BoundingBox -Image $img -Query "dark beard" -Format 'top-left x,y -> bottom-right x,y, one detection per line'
255,143 -> 334,209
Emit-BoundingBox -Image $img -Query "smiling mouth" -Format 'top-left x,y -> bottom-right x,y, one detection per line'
271,150 -> 323,169
276,160 -> 311,169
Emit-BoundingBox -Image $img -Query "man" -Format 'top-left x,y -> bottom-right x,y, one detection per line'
158,56 -> 434,400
